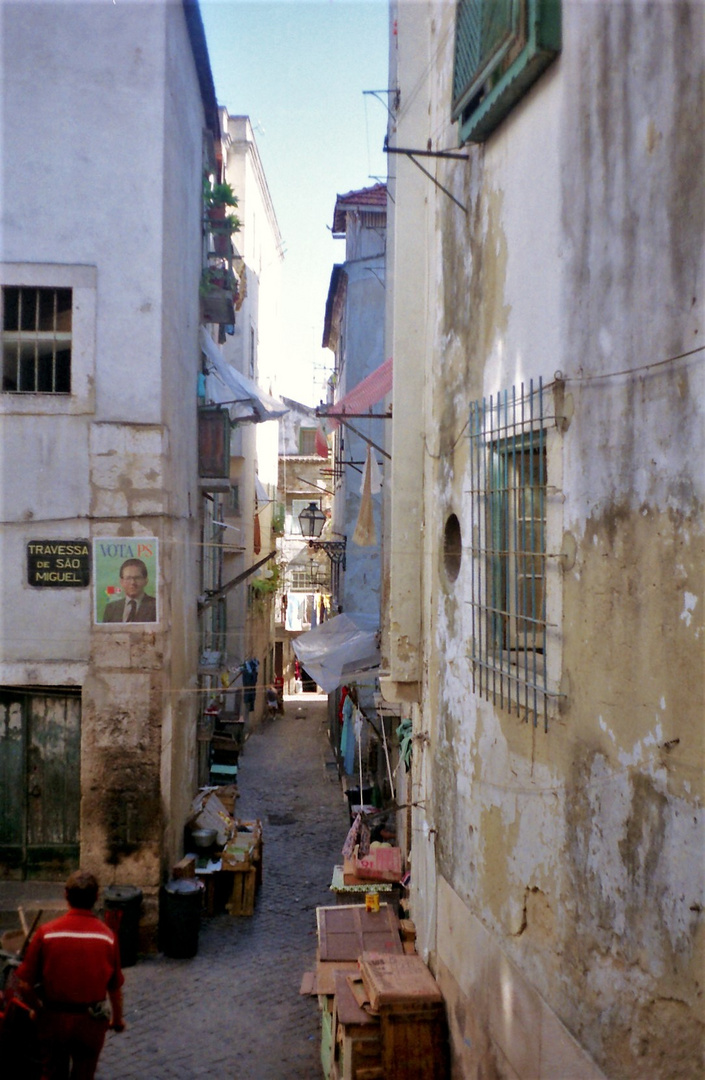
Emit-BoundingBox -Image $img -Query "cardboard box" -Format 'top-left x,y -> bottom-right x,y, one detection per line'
353,846 -> 403,883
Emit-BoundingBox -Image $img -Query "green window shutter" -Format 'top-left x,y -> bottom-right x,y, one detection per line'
452,0 -> 561,144
452,0 -> 518,117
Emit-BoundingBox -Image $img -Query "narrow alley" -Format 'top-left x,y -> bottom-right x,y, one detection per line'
95,694 -> 349,1080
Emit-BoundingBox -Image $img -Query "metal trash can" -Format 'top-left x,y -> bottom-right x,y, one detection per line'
103,885 -> 143,968
160,879 -> 202,959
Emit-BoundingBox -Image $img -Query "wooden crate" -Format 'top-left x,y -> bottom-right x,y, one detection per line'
358,952 -> 449,1079
379,1007 -> 448,1080
316,905 -> 403,963
321,997 -> 336,1080
333,971 -> 383,1080
359,953 -> 443,1012
224,866 -> 257,916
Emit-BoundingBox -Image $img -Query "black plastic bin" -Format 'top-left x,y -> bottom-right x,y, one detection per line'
103,885 -> 143,968
160,879 -> 203,959
345,786 -> 374,822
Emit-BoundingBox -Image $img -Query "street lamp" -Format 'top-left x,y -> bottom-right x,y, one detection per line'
298,501 -> 326,539
298,502 -> 346,570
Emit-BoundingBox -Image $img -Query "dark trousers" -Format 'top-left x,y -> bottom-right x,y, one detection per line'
37,1011 -> 109,1080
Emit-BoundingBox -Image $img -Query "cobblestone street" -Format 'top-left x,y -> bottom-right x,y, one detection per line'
94,693 -> 348,1080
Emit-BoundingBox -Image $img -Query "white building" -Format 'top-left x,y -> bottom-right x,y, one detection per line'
0,0 -> 218,936
198,112 -> 285,726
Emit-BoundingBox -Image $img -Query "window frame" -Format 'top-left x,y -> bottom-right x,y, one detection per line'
469,378 -> 561,729
452,0 -> 561,145
2,285 -> 73,394
0,264 -> 96,416
298,427 -> 318,456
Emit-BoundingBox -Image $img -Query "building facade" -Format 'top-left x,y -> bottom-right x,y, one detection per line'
382,2 -> 704,1077
198,111 -> 285,733
322,184 -> 388,622
275,398 -> 332,692
0,0 -> 217,931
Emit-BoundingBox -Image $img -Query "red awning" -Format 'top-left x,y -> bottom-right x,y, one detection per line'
322,357 -> 393,431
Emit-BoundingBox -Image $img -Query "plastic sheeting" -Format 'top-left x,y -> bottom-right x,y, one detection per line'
200,326 -> 288,423
291,612 -> 380,692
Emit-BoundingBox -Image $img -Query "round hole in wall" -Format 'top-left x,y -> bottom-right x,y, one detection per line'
443,513 -> 462,583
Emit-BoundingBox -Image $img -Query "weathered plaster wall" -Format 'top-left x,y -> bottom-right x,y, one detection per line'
0,0 -> 204,908
389,0 -> 704,1076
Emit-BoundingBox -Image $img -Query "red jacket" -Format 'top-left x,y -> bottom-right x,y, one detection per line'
17,908 -> 124,1005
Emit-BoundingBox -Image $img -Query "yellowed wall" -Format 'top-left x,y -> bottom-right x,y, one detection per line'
387,1 -> 704,1076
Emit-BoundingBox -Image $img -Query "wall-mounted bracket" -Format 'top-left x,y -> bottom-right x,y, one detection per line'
384,139 -> 469,213
307,537 -> 347,571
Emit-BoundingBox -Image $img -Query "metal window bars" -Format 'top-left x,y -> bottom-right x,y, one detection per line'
468,377 -> 556,730
1,286 -> 72,393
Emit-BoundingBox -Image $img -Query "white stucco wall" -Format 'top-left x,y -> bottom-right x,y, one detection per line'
0,0 -> 207,898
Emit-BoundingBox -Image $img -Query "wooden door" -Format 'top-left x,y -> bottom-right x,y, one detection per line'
0,689 -> 80,879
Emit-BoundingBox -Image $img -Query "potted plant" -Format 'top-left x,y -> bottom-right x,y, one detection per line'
204,178 -> 238,221
212,212 -> 241,256
200,266 -> 236,325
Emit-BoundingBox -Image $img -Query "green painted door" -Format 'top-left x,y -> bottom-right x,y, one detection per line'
0,689 -> 81,879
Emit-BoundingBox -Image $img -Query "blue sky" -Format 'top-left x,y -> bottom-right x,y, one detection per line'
200,0 -> 390,402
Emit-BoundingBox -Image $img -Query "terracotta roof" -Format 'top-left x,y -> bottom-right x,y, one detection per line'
332,183 -> 387,235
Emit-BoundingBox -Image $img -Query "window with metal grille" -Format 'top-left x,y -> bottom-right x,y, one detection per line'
452,0 -> 561,144
469,379 -> 554,728
2,286 -> 72,393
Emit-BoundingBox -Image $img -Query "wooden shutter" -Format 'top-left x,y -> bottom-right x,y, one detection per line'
198,406 -> 231,478
452,0 -> 518,119
452,0 -> 562,144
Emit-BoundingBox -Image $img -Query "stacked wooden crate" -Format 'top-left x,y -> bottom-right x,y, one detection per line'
355,953 -> 448,1080
220,819 -> 262,915
306,905 -> 448,1080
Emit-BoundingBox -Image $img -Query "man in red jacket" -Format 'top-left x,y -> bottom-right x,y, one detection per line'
16,869 -> 125,1079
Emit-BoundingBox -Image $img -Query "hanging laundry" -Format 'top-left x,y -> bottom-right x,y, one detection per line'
342,812 -> 372,860
352,445 -> 381,546
397,718 -> 413,771
242,658 -> 259,711
285,595 -> 304,631
341,692 -> 356,776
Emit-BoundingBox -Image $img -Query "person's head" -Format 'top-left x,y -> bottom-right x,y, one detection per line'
119,558 -> 148,601
65,870 -> 99,911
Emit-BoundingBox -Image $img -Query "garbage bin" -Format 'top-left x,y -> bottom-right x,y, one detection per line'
103,885 -> 143,968
160,879 -> 203,959
345,786 -> 375,822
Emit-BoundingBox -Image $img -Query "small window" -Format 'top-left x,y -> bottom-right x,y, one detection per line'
469,379 -> 554,727
452,0 -> 561,144
290,566 -> 327,591
299,428 -> 318,456
229,484 -> 241,516
2,286 -> 72,393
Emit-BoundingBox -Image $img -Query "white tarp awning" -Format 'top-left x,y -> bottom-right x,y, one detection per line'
200,327 -> 288,424
292,612 -> 380,692
255,475 -> 272,508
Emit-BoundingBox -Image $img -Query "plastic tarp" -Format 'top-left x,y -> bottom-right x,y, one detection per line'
292,612 -> 380,692
200,326 -> 288,423
255,475 -> 272,508
322,356 -> 393,431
